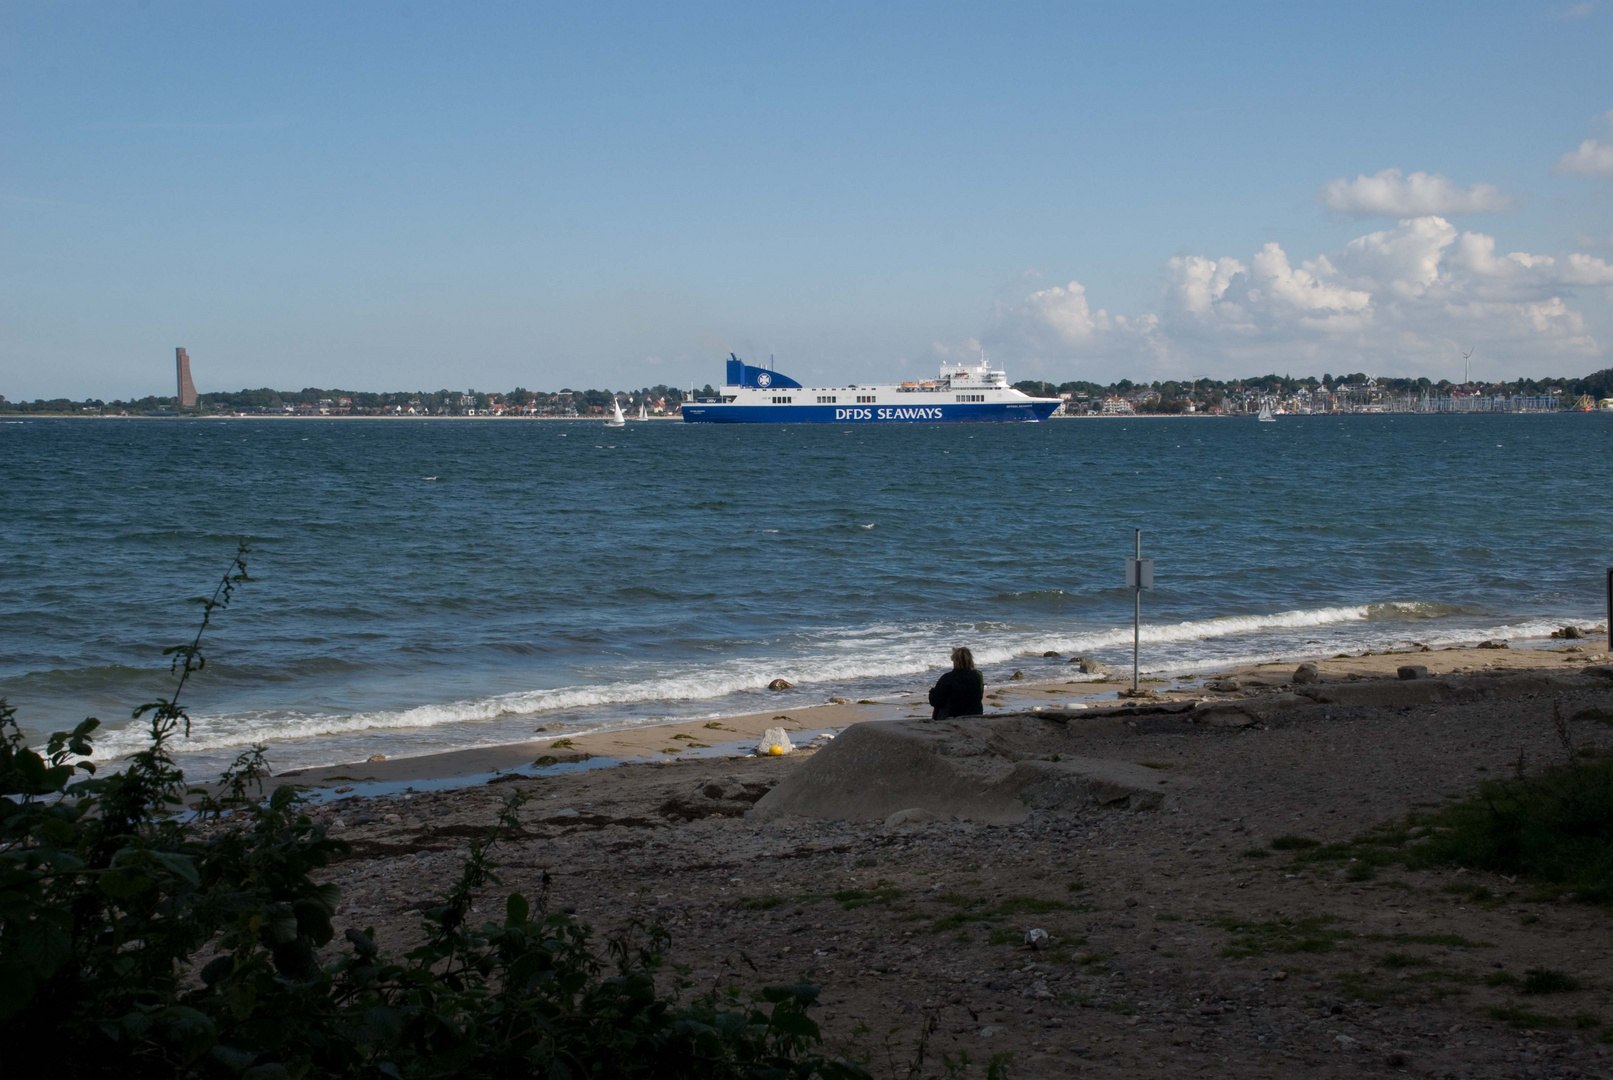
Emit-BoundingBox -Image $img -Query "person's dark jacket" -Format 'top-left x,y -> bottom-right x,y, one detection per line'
928,669 -> 984,720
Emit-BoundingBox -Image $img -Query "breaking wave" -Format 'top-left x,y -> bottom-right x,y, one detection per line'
88,599 -> 1563,763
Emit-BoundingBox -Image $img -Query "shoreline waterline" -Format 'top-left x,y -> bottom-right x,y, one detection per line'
222,631 -> 1604,796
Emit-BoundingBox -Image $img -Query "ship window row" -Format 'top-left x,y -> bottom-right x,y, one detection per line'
959,394 -> 984,402
771,396 -> 793,404
856,395 -> 875,403
817,395 -> 836,404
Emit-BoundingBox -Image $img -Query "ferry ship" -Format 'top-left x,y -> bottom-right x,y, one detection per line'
680,355 -> 1062,423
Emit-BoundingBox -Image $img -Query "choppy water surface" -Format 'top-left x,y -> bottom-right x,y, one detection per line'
3,414 -> 1609,774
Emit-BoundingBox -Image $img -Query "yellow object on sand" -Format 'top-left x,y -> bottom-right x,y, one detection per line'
768,744 -> 785,756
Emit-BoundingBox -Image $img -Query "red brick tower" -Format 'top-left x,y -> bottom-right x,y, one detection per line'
176,347 -> 197,407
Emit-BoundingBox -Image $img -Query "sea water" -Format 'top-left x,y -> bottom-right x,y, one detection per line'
2,414 -> 1608,775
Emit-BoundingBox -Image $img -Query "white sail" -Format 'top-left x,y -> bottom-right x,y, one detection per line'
606,397 -> 626,426
1258,401 -> 1275,422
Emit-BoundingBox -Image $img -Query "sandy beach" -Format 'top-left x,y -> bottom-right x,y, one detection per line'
274,635 -> 1610,794
241,634 -> 1613,1079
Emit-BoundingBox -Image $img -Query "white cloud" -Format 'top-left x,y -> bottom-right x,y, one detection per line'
1555,138 -> 1613,178
1319,169 -> 1514,216
1552,2 -> 1594,19
983,216 -> 1613,378
985,280 -> 1163,365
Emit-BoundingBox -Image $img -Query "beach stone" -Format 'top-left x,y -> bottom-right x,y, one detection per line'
1295,674 -> 1550,708
757,727 -> 794,755
1206,677 -> 1240,692
829,696 -> 850,704
1476,639 -> 1508,649
1073,657 -> 1108,675
1194,703 -> 1254,727
1009,670 -> 1025,680
1304,680 -> 1450,707
883,807 -> 935,828
1567,705 -> 1613,726
661,778 -> 770,820
767,678 -> 793,691
367,753 -> 387,762
1042,650 -> 1060,658
1552,625 -> 1584,639
749,715 -> 1184,824
1293,663 -> 1320,685
700,778 -> 749,801
1397,665 -> 1429,680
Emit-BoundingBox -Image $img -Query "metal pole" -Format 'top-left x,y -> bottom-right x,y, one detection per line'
1606,567 -> 1612,656
1133,529 -> 1141,692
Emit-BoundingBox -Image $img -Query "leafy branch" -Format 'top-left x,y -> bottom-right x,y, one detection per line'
0,545 -> 864,1079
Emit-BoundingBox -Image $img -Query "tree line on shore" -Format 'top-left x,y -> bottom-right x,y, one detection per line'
3,368 -> 1611,415
1010,368 -> 1613,414
0,384 -> 713,416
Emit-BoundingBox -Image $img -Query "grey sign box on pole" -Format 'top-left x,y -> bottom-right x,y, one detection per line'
1125,558 -> 1154,590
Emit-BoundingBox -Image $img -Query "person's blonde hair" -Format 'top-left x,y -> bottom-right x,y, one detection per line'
951,647 -> 975,672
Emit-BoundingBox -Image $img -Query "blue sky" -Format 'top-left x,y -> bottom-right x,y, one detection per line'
4,1 -> 1612,398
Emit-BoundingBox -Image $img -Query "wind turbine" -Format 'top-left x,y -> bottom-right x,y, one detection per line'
1462,347 -> 1474,385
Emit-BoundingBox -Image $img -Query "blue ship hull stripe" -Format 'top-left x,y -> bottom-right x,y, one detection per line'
681,402 -> 1058,423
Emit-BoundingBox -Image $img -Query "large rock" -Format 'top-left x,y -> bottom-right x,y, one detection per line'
1297,671 -> 1582,709
1192,703 -> 1255,727
749,715 -> 1183,824
756,727 -> 795,755
1293,663 -> 1320,685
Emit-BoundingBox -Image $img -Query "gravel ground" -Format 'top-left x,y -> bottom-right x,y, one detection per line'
305,673 -> 1613,1079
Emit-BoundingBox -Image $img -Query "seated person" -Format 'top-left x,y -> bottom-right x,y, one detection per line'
928,646 -> 984,720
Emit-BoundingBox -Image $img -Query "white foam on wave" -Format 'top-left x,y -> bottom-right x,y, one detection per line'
967,603 -> 1418,665
88,601 -> 1584,760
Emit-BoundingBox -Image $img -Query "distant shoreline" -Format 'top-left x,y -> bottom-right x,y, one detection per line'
5,410 -> 1604,421
3,412 -> 684,421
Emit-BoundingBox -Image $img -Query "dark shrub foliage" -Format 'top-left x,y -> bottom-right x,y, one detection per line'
0,545 -> 866,1078
1411,748 -> 1613,903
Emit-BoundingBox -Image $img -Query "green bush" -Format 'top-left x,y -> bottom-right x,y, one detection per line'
0,546 -> 866,1079
1522,968 -> 1583,995
1411,748 -> 1613,902
1268,835 -> 1320,851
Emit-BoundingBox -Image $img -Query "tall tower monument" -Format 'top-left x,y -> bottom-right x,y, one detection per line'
175,347 -> 197,407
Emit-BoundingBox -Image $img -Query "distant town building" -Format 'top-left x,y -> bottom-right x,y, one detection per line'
175,347 -> 197,407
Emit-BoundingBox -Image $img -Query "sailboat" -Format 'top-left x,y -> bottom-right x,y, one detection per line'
605,397 -> 626,427
1257,400 -> 1276,422
637,402 -> 647,421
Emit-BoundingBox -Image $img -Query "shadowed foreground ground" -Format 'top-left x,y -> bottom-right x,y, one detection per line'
304,667 -> 1613,1079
